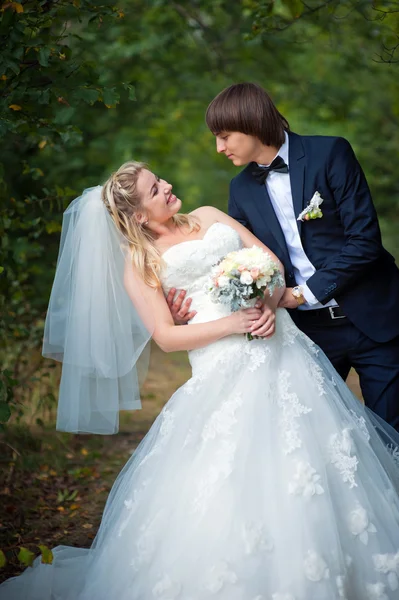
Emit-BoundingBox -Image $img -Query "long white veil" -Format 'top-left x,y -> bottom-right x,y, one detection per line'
42,186 -> 153,434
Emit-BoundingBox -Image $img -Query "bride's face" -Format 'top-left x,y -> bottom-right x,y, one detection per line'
136,169 -> 181,225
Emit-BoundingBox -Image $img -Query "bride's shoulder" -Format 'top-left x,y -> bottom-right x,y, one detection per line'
189,206 -> 225,227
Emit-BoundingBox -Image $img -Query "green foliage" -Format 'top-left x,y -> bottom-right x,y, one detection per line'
0,1 -> 134,425
0,370 -> 16,428
37,545 -> 53,565
17,547 -> 35,568
245,0 -> 399,64
0,544 -> 53,570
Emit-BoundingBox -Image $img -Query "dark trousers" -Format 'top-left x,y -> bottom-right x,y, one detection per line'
292,311 -> 399,432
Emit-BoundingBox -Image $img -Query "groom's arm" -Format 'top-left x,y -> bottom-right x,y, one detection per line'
228,184 -> 252,231
306,137 -> 383,305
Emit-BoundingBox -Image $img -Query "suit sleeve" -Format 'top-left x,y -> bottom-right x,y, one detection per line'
306,137 -> 383,305
228,181 -> 252,231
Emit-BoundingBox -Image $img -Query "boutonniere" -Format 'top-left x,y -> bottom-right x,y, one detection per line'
297,191 -> 324,222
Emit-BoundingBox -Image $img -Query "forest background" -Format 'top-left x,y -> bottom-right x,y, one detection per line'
0,0 -> 399,577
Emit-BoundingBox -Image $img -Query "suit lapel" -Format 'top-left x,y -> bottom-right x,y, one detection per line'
288,132 -> 306,237
245,166 -> 291,265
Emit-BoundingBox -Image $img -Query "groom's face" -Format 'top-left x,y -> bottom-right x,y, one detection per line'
215,131 -> 261,166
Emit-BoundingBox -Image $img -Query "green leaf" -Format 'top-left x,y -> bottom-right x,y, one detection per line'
38,545 -> 53,565
17,547 -> 35,568
45,221 -> 62,234
122,83 -> 136,101
0,379 -> 6,403
0,550 -> 6,568
2,57 -> 20,75
74,87 -> 99,104
38,47 -> 51,67
38,89 -> 50,105
0,402 -> 11,423
102,87 -> 120,107
281,0 -> 304,18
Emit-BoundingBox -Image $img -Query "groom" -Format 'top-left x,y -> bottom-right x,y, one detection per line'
207,82 -> 399,431
169,82 -> 399,431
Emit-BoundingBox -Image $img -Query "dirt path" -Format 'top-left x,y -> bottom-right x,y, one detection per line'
0,344 -> 362,582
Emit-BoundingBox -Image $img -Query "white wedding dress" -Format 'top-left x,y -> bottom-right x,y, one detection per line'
2,222 -> 399,600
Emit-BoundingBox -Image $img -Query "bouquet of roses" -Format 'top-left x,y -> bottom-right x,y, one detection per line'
207,246 -> 284,339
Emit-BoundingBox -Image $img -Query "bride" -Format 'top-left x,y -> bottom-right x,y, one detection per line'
1,161 -> 399,600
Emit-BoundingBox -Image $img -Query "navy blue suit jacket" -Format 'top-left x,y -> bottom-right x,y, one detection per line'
228,132 -> 399,343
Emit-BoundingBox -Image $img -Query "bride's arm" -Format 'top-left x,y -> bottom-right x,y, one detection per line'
124,265 -> 261,353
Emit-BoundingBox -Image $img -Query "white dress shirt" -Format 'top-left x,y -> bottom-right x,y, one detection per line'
260,132 -> 337,310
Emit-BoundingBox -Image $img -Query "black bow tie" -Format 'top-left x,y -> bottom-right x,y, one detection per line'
251,155 -> 289,184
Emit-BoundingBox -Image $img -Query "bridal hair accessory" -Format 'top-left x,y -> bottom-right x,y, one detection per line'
42,186 -> 153,434
297,191 -> 324,222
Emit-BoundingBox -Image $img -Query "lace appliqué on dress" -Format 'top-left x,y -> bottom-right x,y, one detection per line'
204,561 -> 238,593
137,407 -> 175,469
373,551 -> 399,591
366,582 -> 389,600
328,428 -> 358,488
275,370 -> 312,455
118,478 -> 152,537
152,574 -> 181,599
244,341 -> 271,372
349,410 -> 371,443
192,440 -> 237,515
288,461 -> 324,499
242,522 -> 274,554
202,393 -> 243,441
280,315 -> 301,347
303,550 -> 330,582
387,444 -> 399,467
304,352 -> 326,396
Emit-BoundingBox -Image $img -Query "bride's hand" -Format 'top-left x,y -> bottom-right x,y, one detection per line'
249,302 -> 276,338
228,307 -> 263,335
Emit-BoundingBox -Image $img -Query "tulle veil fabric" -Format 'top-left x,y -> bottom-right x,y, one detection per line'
42,186 -> 153,434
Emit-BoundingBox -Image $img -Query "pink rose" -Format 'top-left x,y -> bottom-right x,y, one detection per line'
238,265 -> 246,272
250,268 -> 260,279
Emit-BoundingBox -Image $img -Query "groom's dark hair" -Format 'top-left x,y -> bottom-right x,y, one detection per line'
206,83 -> 289,148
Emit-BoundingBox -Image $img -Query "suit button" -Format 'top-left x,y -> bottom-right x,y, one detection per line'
288,271 -> 294,280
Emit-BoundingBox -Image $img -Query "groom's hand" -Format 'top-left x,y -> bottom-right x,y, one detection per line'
250,302 -> 276,338
279,288 -> 300,309
166,288 -> 197,325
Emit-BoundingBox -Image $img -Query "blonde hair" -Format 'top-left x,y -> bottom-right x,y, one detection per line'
102,161 -> 200,288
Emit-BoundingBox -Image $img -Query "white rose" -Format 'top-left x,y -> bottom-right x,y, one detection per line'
217,275 -> 230,288
240,270 -> 253,285
256,276 -> 267,289
348,505 -> 368,536
152,575 -> 181,598
303,550 -> 329,582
